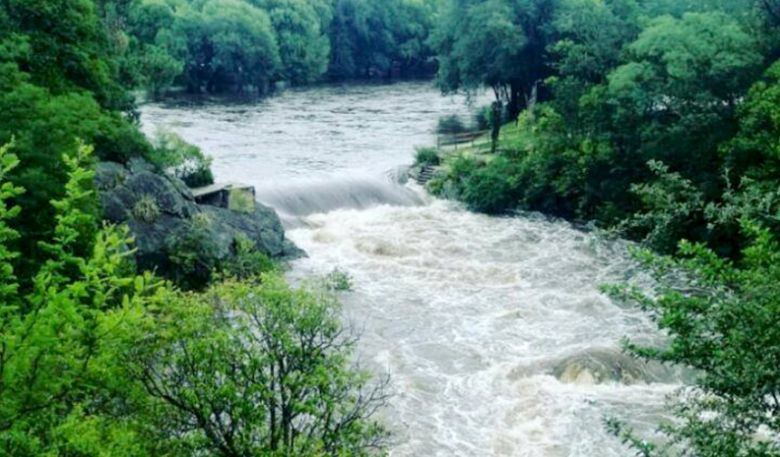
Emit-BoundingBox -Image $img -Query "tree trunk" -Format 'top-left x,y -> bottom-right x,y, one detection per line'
491,100 -> 502,154
508,82 -> 522,121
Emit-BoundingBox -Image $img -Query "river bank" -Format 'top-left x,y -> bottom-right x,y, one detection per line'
139,81 -> 678,456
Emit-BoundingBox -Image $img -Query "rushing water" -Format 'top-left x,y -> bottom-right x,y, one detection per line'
140,81 -> 679,456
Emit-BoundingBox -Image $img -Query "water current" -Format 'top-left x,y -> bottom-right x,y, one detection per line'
140,81 -> 679,457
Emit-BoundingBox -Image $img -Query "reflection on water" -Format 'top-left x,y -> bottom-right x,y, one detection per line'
140,82 -> 677,457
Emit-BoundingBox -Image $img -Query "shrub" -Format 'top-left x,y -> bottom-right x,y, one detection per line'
132,276 -> 390,455
436,115 -> 467,134
228,188 -> 255,213
221,234 -> 276,279
132,194 -> 161,223
165,212 -> 220,289
325,268 -> 353,291
150,130 -> 214,188
474,105 -> 495,131
605,222 -> 780,457
414,147 -> 440,167
458,156 -> 522,214
0,144 -> 165,455
622,160 -> 707,254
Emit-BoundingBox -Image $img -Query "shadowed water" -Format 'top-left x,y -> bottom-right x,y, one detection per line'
140,81 -> 678,456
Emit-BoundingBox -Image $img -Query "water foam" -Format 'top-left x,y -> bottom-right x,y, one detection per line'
255,175 -> 423,225
287,198 -> 677,456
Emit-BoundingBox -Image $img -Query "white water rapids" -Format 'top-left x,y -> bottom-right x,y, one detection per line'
141,82 -> 680,456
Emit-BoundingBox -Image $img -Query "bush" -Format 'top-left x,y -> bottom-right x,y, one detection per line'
150,130 -> 214,188
414,147 -> 440,167
228,188 -> 255,213
325,268 -> 353,291
474,105 -> 492,131
458,156 -> 523,214
436,115 -> 467,134
0,144 -> 165,456
132,194 -> 161,223
605,222 -> 780,457
133,276 -> 389,455
221,234 -> 276,279
165,213 -> 220,289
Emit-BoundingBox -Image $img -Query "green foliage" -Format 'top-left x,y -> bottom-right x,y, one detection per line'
438,2 -> 772,243
436,106 -> 615,218
436,115 -> 468,134
454,155 -> 523,214
325,267 -> 353,291
115,0 -> 441,93
255,0 -> 331,84
432,0 -> 557,117
220,234 -> 277,280
725,59 -> 780,184
0,142 -> 23,305
0,143 -> 164,456
131,276 -> 389,455
132,194 -> 162,223
0,2 -> 153,286
605,221 -> 780,456
37,143 -> 100,281
228,188 -> 256,213
327,0 -> 439,80
0,0 -> 132,110
603,12 -> 762,187
150,130 -> 214,187
414,147 -> 440,167
165,212 -> 221,289
188,0 -> 281,93
622,160 -> 707,254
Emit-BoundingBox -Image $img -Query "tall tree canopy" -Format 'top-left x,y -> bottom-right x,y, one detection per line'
431,0 -> 557,118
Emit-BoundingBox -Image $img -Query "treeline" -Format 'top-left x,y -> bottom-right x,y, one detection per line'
118,0 -> 440,95
431,0 -> 780,255
428,0 -> 780,454
0,1 -> 388,455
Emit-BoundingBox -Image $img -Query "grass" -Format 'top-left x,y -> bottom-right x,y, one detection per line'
228,188 -> 255,214
436,121 -> 521,172
132,194 -> 161,223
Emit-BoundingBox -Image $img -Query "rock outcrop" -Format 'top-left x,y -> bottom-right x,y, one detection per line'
96,160 -> 303,277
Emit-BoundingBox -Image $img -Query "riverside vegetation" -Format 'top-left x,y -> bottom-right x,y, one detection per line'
0,0 -> 779,456
425,0 -> 780,455
0,1 -> 389,455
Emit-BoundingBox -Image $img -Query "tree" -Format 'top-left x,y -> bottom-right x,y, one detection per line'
0,0 -> 132,111
431,0 -> 557,119
549,0 -> 641,116
327,0 -> 438,80
173,0 -> 281,93
253,0 -> 331,84
603,12 -> 763,184
0,64 -> 150,285
132,276 -> 390,456
606,222 -> 780,457
0,143 -> 165,456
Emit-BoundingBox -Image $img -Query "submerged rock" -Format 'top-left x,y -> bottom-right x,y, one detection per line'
96,160 -> 303,280
551,349 -> 678,385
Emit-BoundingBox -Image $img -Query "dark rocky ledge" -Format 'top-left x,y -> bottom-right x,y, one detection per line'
96,159 -> 304,276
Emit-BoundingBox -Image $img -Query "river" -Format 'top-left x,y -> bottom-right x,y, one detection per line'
140,81 -> 679,457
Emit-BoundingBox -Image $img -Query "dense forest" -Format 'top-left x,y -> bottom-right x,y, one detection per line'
0,0 -> 779,455
110,0 -> 440,94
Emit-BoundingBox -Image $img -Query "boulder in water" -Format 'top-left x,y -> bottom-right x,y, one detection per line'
551,349 -> 675,385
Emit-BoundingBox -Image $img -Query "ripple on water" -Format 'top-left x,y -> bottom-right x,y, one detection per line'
285,199 -> 675,457
141,83 -> 675,457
